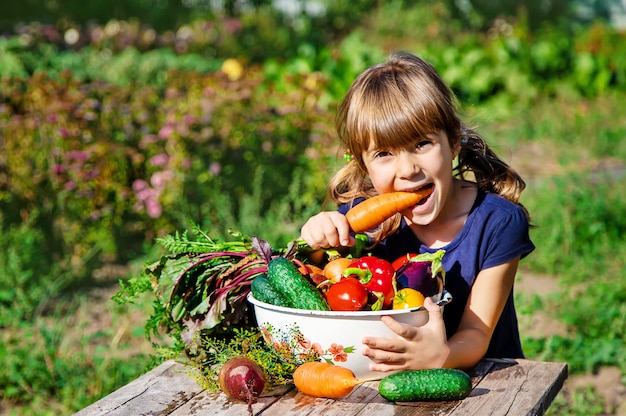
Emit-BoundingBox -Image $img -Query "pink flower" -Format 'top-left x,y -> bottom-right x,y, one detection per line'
224,18 -> 242,33
145,199 -> 162,218
311,343 -> 324,356
66,150 -> 88,161
158,125 -> 174,139
149,153 -> 169,167
260,327 -> 273,344
150,170 -> 174,188
209,162 -> 221,176
132,179 -> 149,192
135,188 -> 155,202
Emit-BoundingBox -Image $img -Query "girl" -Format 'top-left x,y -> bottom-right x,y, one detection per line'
300,51 -> 535,371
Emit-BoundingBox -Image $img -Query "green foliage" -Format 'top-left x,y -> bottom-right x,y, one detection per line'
2,40 -> 220,87
441,0 -> 615,32
0,53 -> 333,282
547,385 -> 606,416
0,215 -> 65,324
0,298 -> 153,414
523,173 -> 626,279
189,327 -> 303,391
5,5 -> 626,100
521,276 -> 626,374
420,22 -> 626,103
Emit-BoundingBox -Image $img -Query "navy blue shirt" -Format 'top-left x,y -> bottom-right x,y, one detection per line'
340,190 -> 534,358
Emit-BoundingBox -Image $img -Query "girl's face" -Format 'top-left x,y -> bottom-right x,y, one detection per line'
362,130 -> 458,226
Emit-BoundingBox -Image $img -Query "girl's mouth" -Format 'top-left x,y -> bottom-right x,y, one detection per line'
416,184 -> 434,205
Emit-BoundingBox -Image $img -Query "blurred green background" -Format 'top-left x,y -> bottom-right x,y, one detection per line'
1,1 -> 625,415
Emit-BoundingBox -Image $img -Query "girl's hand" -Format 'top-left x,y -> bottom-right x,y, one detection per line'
361,297 -> 450,371
300,211 -> 355,249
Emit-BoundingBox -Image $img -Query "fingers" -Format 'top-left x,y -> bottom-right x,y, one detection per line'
379,315 -> 418,338
361,301 -> 448,371
300,211 -> 355,248
424,296 -> 445,327
362,342 -> 406,366
361,317 -> 412,365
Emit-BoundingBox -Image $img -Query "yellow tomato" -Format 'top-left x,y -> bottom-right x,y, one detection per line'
392,288 -> 425,309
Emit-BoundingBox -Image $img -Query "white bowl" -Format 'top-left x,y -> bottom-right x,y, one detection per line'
247,291 -> 451,380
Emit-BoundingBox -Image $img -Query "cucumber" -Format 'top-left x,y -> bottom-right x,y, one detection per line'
266,257 -> 330,311
378,368 -> 472,402
251,274 -> 287,307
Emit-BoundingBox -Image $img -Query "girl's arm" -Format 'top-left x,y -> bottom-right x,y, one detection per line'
362,256 -> 520,371
443,256 -> 520,369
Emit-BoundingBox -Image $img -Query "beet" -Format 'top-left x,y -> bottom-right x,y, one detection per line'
218,357 -> 266,414
396,261 -> 442,297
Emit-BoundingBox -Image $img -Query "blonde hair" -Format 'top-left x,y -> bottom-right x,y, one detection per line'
328,51 -> 529,242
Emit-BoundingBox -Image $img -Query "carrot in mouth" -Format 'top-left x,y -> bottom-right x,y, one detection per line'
345,188 -> 433,233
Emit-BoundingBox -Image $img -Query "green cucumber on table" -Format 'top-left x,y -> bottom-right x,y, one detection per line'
378,368 -> 472,402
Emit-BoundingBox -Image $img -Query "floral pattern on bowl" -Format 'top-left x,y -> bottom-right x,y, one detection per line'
259,322 -> 356,365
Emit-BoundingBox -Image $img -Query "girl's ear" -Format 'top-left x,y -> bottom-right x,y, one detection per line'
452,141 -> 462,159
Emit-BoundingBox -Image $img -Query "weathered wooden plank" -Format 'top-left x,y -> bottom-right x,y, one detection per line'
450,359 -> 568,416
75,358 -> 567,416
73,360 -> 203,416
167,383 -> 294,415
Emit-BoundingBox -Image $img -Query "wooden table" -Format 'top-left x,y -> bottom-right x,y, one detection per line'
75,358 -> 567,416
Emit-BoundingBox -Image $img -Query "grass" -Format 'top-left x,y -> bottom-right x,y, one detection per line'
474,92 -> 626,416
0,259 -> 157,415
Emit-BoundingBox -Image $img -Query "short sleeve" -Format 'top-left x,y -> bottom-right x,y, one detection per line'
482,205 -> 535,270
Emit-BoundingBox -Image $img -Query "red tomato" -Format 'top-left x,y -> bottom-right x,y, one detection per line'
343,256 -> 396,309
324,278 -> 368,311
391,253 -> 418,271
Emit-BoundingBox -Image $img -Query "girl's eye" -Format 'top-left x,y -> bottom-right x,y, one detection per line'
374,150 -> 392,158
415,139 -> 432,150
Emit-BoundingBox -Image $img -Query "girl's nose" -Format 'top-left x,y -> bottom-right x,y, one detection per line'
396,152 -> 420,179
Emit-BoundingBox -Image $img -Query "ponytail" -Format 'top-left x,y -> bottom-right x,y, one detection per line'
456,127 -> 531,221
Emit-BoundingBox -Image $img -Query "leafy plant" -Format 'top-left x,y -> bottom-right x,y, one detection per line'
522,173 -> 626,279
188,327 -> 301,391
0,297 -> 153,414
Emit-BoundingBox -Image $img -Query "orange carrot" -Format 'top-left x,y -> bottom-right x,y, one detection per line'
345,189 -> 433,233
293,362 -> 362,399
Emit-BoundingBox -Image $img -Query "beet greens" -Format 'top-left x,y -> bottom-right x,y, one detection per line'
143,227 -> 276,344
